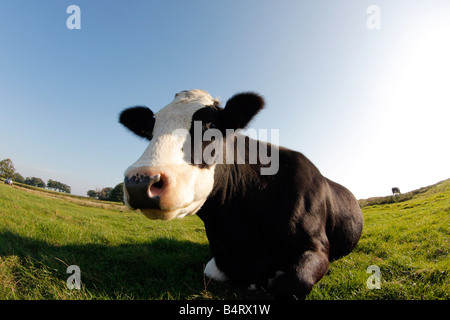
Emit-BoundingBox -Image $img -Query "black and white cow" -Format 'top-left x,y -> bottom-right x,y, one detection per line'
119,89 -> 363,299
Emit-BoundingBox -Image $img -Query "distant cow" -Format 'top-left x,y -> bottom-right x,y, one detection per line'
392,187 -> 401,195
119,89 -> 363,299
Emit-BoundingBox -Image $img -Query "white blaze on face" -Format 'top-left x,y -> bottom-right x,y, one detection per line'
124,90 -> 217,220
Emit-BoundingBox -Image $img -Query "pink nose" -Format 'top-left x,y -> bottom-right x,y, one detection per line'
124,172 -> 167,209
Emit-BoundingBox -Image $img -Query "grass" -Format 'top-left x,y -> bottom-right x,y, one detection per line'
0,182 -> 210,299
308,179 -> 450,300
0,178 -> 449,299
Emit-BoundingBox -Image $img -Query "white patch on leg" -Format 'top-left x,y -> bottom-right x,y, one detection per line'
268,270 -> 285,287
247,284 -> 257,291
204,258 -> 228,282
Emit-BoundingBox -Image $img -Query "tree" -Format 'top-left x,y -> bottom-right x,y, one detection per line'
0,158 -> 15,179
47,179 -> 71,193
25,177 -> 46,188
98,187 -> 113,201
87,190 -> 98,199
12,172 -> 25,183
87,184 -> 123,202
47,179 -> 57,190
109,182 -> 124,203
60,183 -> 71,194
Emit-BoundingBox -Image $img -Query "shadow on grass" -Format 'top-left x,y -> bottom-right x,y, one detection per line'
0,230 -> 214,299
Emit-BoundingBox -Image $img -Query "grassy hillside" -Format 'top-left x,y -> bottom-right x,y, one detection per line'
0,182 -> 210,299
309,179 -> 449,299
0,178 -> 448,299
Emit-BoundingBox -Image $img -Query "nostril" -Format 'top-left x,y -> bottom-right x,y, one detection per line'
149,176 -> 165,197
152,180 -> 164,189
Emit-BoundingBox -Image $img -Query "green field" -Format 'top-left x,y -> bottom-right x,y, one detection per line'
0,178 -> 449,300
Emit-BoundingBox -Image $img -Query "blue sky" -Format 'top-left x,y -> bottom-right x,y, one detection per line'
1,0 -> 449,199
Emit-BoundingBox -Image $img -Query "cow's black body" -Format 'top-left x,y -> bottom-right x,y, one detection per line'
197,137 -> 363,298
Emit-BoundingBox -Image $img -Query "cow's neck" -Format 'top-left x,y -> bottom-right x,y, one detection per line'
207,136 -> 274,203
207,163 -> 265,207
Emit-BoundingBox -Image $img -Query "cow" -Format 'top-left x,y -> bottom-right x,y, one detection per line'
119,89 -> 363,299
392,187 -> 401,195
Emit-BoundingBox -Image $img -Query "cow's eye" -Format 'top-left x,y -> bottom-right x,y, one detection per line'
203,122 -> 216,130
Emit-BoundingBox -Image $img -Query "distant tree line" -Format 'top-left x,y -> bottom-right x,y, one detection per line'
2,158 -> 124,201
87,182 -> 124,203
0,158 -> 71,194
47,179 -> 71,193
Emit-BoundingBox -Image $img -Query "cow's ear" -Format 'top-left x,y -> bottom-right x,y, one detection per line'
222,92 -> 265,130
119,106 -> 155,140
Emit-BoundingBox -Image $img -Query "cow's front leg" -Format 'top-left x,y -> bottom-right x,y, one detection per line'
204,257 -> 229,282
269,247 -> 329,299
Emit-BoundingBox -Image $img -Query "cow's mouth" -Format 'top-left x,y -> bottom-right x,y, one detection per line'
123,180 -> 206,220
123,164 -> 215,221
140,198 -> 206,220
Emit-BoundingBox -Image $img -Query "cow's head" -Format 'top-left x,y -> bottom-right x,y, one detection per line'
120,89 -> 264,220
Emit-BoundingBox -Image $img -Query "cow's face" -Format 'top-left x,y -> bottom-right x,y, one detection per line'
120,89 -> 264,220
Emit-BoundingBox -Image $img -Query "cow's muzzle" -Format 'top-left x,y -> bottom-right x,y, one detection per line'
124,173 -> 165,210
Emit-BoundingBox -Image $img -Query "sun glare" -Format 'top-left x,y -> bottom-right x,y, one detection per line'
369,7 -> 450,196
